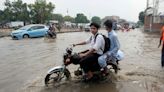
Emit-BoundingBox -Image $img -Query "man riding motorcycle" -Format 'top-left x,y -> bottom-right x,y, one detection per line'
73,22 -> 105,80
48,23 -> 56,38
45,22 -> 124,85
98,20 -> 121,75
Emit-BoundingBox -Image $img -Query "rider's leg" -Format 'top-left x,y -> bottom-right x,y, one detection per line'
80,53 -> 96,73
48,32 -> 53,37
80,54 -> 92,73
106,53 -> 119,73
98,55 -> 108,76
80,53 -> 100,78
52,31 -> 56,37
99,52 -> 118,74
86,71 -> 93,80
106,52 -> 118,66
98,55 -> 107,69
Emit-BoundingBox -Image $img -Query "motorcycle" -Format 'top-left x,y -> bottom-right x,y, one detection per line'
44,31 -> 57,39
44,46 -> 123,86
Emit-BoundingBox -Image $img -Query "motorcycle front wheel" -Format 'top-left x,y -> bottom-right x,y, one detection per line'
45,69 -> 71,86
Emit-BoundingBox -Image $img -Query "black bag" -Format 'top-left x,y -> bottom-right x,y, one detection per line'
93,34 -> 110,53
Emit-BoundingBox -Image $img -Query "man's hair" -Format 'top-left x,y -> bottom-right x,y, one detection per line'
104,20 -> 113,29
90,22 -> 100,29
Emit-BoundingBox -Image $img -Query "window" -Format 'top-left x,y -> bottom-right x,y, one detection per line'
36,26 -> 45,29
30,26 -> 45,30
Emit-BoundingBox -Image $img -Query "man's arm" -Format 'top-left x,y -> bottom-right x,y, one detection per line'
73,36 -> 91,46
73,41 -> 87,46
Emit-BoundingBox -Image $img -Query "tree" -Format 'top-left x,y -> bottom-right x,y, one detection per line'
137,21 -> 143,27
75,13 -> 89,23
0,10 -> 4,21
51,14 -> 64,23
91,16 -> 101,25
28,0 -> 55,24
1,0 -> 30,25
12,0 -> 29,24
139,11 -> 145,24
4,0 -> 11,7
64,15 -> 75,23
1,0 -> 12,21
1,8 -> 13,21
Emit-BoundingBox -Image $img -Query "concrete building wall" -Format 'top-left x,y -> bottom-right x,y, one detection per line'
144,16 -> 164,32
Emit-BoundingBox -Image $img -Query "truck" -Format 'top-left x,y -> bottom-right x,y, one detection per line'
84,23 -> 90,32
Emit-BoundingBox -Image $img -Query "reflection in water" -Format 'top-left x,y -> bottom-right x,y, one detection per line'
0,29 -> 164,92
41,82 -> 118,92
24,80 -> 119,92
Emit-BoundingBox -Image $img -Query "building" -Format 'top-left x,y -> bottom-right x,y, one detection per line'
144,0 -> 164,32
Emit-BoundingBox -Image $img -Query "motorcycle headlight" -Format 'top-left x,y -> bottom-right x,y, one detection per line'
66,48 -> 72,54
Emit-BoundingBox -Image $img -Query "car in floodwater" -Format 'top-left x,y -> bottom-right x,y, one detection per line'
11,24 -> 49,40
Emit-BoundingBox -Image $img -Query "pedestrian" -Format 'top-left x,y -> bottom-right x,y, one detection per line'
158,25 -> 164,68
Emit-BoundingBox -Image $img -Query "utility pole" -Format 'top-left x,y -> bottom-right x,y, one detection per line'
147,0 -> 149,8
153,0 -> 159,16
146,0 -> 152,32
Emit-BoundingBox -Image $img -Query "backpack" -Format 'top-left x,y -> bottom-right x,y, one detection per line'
91,33 -> 110,53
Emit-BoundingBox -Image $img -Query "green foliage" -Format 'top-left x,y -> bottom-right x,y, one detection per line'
2,0 -> 30,23
0,0 -> 93,25
137,20 -> 143,26
1,0 -> 55,24
75,13 -> 89,23
139,11 -> 145,24
28,0 -> 55,24
91,16 -> 101,25
64,15 -> 75,23
51,14 -> 64,23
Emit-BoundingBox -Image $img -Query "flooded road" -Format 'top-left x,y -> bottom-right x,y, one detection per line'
0,29 -> 164,92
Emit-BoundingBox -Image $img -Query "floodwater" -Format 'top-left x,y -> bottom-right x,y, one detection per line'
0,29 -> 164,92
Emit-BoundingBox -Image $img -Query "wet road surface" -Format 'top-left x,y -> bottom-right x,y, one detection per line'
0,29 -> 164,92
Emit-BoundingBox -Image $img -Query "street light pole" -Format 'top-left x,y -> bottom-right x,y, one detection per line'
146,0 -> 152,31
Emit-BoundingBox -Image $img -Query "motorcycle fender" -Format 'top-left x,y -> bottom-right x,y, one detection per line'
47,66 -> 65,74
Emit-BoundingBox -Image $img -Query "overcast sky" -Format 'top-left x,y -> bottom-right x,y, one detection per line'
0,0 -> 147,22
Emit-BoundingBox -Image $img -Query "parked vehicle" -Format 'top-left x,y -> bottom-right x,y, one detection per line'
11,24 -> 48,40
84,24 -> 90,32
